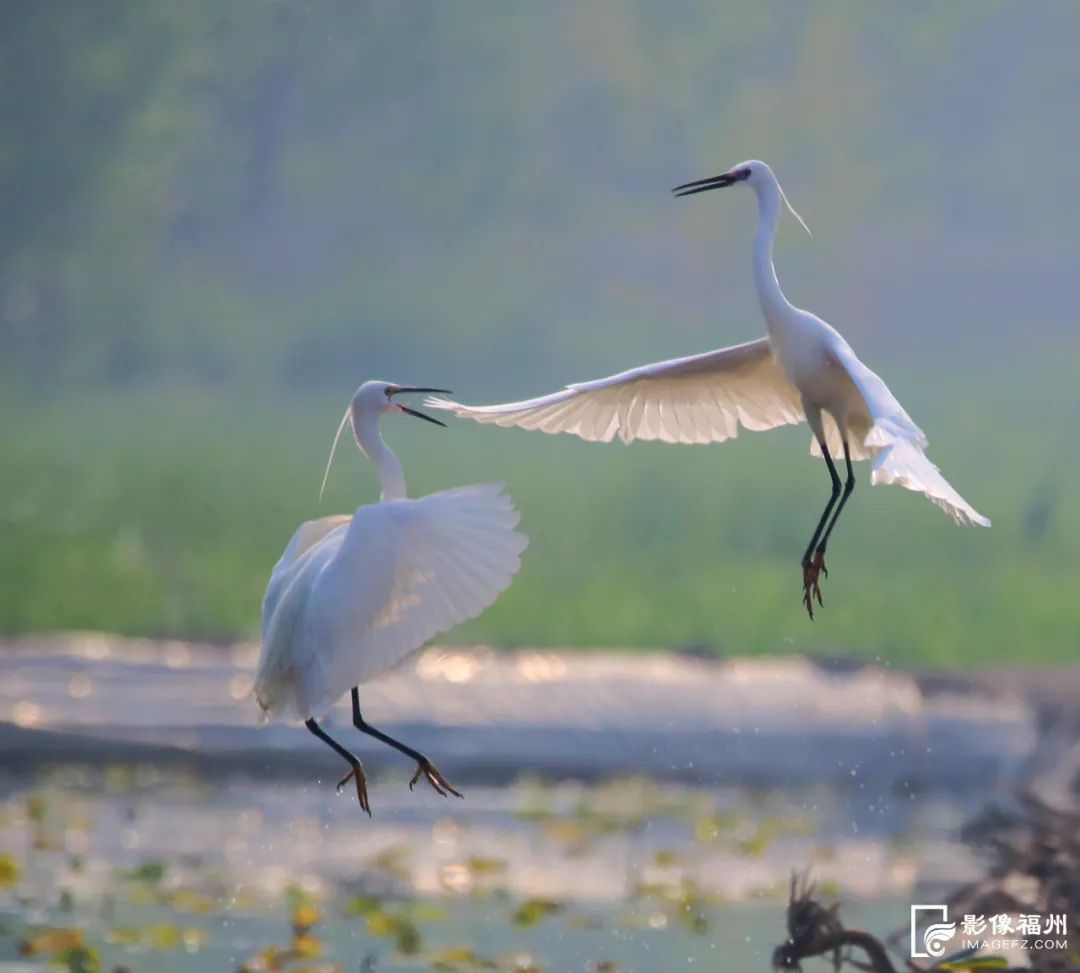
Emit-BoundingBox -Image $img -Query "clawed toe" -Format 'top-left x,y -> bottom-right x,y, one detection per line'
801,552 -> 828,620
337,764 -> 372,816
409,760 -> 463,799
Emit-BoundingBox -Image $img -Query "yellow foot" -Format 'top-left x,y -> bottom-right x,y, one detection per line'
409,759 -> 463,799
336,763 -> 372,816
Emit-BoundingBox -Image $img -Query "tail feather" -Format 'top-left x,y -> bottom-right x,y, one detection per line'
868,430 -> 990,527
828,337 -> 988,527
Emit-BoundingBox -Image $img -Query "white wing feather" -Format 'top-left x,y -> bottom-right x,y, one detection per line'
427,338 -> 805,445
255,483 -> 527,721
259,514 -> 352,639
825,337 -> 990,527
426,327 -> 986,526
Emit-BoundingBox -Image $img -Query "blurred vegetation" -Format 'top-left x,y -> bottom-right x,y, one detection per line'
1,2 -> 1078,662
2,370 -> 1076,664
0,770 -> 864,972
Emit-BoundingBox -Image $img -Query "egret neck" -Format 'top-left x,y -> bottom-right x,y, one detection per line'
350,405 -> 407,501
750,177 -> 792,328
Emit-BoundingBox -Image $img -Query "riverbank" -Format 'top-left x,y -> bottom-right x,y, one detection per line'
1,634 -> 1061,790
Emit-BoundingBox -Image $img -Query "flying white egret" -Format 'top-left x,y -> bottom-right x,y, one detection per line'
254,381 -> 528,813
428,160 -> 989,619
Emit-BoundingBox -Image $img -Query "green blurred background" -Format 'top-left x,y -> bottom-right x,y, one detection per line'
2,1 -> 1077,664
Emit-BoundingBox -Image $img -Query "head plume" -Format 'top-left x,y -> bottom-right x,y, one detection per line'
778,181 -> 812,238
319,406 -> 352,501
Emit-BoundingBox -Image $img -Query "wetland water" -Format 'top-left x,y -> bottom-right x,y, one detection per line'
0,637 -> 1039,971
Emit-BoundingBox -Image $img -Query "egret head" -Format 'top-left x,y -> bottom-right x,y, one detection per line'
672,159 -> 770,196
349,380 -> 451,426
321,380 -> 452,499
673,159 -> 811,236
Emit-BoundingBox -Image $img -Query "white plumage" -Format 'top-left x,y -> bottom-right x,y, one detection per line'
255,380 -> 527,811
429,338 -> 804,446
256,484 -> 526,720
821,335 -> 986,527
429,160 -> 988,618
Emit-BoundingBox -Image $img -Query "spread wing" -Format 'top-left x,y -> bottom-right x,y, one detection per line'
255,483 -> 528,720
427,338 -> 805,445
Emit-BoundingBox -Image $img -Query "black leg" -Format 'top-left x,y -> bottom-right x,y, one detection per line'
305,718 -> 370,815
800,440 -> 842,619
816,442 -> 855,557
801,440 -> 842,569
351,687 -> 426,763
351,687 -> 462,798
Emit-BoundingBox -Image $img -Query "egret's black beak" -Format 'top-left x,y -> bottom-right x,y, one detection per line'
673,171 -> 743,197
389,387 -> 452,427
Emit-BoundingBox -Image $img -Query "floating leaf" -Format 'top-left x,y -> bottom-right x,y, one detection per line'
292,932 -> 324,958
126,859 -> 167,884
736,817 -> 782,857
365,912 -> 398,937
937,957 -> 1009,971
493,954 -> 543,973
817,879 -> 841,898
633,875 -> 717,934
181,928 -> 206,951
365,844 -> 411,880
364,912 -> 422,956
64,946 -> 101,973
430,946 -> 477,964
427,945 -> 497,970
632,880 -> 674,902
286,883 -> 324,913
107,924 -> 204,953
0,852 -> 19,888
127,884 -> 157,905
104,765 -> 137,793
466,856 -> 507,877
565,912 -> 604,931
512,898 -> 564,928
247,945 -> 290,972
18,928 -> 101,973
145,923 -> 182,949
344,894 -> 382,917
395,920 -> 421,956
106,927 -> 142,946
18,927 -> 85,956
292,903 -> 322,929
692,810 -> 741,844
408,902 -> 449,923
540,819 -> 592,852
676,908 -> 709,935
169,887 -> 217,914
26,793 -> 48,824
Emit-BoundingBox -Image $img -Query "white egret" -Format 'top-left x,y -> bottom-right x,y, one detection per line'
428,161 -> 988,619
255,381 -> 528,813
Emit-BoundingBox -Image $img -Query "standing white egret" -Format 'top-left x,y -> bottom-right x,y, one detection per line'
427,161 -> 989,619
255,381 -> 528,813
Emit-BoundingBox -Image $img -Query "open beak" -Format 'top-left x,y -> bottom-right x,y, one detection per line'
389,387 -> 452,427
672,171 -> 740,197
